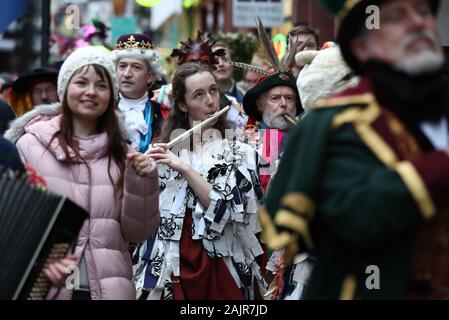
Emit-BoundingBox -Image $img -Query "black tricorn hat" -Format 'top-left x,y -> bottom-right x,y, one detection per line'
12,67 -> 58,93
318,0 -> 441,75
243,71 -> 300,122
237,17 -> 304,122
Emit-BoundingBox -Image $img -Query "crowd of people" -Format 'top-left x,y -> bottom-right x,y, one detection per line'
1,0 -> 449,300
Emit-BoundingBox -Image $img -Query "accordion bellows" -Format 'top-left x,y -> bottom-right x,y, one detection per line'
0,173 -> 87,300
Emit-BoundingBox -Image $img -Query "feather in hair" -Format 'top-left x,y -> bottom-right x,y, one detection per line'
256,17 -> 280,72
255,40 -> 273,68
230,61 -> 273,77
280,34 -> 299,72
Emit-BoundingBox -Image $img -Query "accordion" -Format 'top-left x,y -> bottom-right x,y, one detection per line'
0,173 -> 87,300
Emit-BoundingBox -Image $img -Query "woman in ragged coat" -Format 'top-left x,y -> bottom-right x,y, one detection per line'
5,46 -> 160,300
133,62 -> 267,300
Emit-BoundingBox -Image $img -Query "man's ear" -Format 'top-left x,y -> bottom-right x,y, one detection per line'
350,37 -> 370,63
255,97 -> 264,113
146,73 -> 155,85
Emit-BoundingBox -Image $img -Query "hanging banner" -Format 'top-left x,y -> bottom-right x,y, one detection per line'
232,0 -> 284,28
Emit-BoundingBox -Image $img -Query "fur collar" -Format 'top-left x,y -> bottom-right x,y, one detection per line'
4,102 -> 130,144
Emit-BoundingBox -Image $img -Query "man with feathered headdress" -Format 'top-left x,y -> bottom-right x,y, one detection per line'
221,19 -> 309,297
235,18 -> 309,192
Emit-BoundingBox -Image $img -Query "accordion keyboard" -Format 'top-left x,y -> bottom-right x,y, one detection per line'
0,172 -> 87,300
28,243 -> 71,300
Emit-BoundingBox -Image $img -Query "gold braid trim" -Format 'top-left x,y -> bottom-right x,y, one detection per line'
329,94 -> 436,220
274,209 -> 315,251
339,275 -> 357,300
354,122 -> 399,169
259,206 -> 293,248
315,93 -> 374,109
395,162 -> 436,220
338,0 -> 361,19
259,207 -> 300,266
280,192 -> 316,220
331,107 -> 364,130
331,96 -> 399,168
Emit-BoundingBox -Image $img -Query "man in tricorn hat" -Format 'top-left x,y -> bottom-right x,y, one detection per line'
239,18 -> 304,192
243,70 -> 301,190
111,34 -> 165,152
241,66 -> 304,292
229,20 -> 305,292
7,67 -> 59,116
261,0 -> 449,299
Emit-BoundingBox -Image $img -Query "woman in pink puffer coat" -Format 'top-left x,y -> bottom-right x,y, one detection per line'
5,46 -> 160,300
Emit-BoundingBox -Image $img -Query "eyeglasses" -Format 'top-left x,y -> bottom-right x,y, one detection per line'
32,87 -> 57,96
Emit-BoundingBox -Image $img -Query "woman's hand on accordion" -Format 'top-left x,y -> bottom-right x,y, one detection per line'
43,255 -> 79,288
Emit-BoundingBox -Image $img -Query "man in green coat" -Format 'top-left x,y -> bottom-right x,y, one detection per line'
261,0 -> 449,299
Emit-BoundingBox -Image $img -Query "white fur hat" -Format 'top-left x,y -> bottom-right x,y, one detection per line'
295,42 -> 359,112
57,46 -> 118,102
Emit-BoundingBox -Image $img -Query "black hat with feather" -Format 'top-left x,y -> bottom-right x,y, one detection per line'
238,18 -> 308,122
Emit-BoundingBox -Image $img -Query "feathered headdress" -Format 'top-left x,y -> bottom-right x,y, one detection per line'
170,31 -> 226,69
239,17 -> 311,121
231,17 -> 311,77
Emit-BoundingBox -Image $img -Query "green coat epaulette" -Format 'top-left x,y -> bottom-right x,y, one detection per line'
314,93 -> 380,131
314,92 -> 375,109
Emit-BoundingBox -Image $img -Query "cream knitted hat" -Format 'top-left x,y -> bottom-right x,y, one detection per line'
57,46 -> 118,101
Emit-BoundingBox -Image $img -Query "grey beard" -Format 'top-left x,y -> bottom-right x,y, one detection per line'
263,112 -> 290,130
394,49 -> 445,76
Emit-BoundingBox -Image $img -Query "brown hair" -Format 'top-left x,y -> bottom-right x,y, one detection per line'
287,25 -> 320,47
158,62 -> 231,144
49,64 -> 127,198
